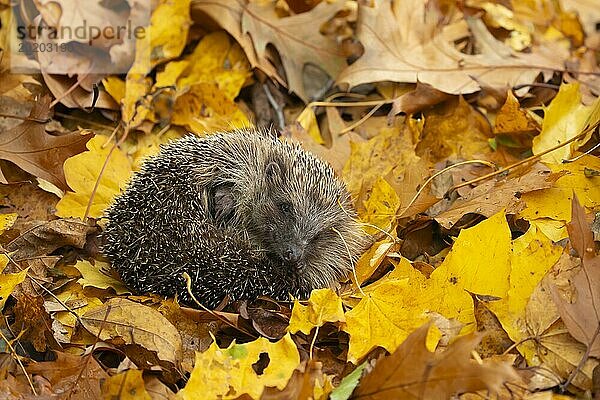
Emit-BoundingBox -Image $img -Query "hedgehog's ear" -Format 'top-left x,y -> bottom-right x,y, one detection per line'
210,183 -> 235,223
265,161 -> 282,183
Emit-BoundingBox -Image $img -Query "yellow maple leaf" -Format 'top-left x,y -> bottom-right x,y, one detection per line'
56,135 -> 132,219
487,226 -> 562,351
75,260 -> 130,295
520,155 -> 600,225
288,288 -> 345,335
361,177 -> 400,234
343,125 -> 418,197
175,31 -> 251,98
0,267 -> 27,311
171,82 -> 249,134
344,211 -> 512,362
532,82 -> 600,163
167,32 -> 251,133
179,334 -> 299,399
344,274 -> 439,363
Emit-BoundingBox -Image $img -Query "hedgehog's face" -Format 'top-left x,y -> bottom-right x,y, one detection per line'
247,158 -> 367,292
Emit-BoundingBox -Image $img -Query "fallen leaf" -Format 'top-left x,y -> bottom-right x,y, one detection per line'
532,83 -> 600,163
0,213 -> 17,235
361,177 -> 400,234
520,155 -> 600,223
0,96 -> 93,191
27,352 -> 109,400
241,1 -> 347,101
338,1 -> 563,96
55,135 -> 133,219
5,218 -> 97,260
416,96 -> 493,162
0,268 -> 28,311
343,124 -> 418,197
344,211 -> 512,362
101,369 -> 151,400
194,0 -> 347,101
351,324 -> 519,399
179,333 -> 299,399
551,196 -> 600,357
493,90 -> 540,141
81,298 -> 183,366
434,162 -> 552,229
262,360 -> 333,400
75,260 -> 130,295
288,288 -> 345,335
330,362 -> 366,400
486,225 -> 562,355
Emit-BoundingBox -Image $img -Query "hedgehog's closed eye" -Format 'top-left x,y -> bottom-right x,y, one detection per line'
278,202 -> 293,214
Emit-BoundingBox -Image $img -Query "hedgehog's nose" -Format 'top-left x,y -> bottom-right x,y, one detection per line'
282,245 -> 302,264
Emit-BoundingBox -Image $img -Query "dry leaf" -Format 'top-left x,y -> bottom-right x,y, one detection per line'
351,324 -> 519,399
27,352 -> 109,400
0,96 -> 93,191
338,1 -> 564,95
81,298 -> 183,366
551,196 -> 600,357
5,218 -> 97,260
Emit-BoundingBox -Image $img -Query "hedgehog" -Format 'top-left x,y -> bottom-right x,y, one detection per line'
102,128 -> 368,308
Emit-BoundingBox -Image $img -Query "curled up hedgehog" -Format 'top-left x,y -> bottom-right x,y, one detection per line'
102,128 -> 368,308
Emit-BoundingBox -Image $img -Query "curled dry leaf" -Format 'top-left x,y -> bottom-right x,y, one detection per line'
5,218 -> 98,260
351,324 -> 519,399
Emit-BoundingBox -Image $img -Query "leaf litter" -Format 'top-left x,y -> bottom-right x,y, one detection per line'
0,0 -> 599,399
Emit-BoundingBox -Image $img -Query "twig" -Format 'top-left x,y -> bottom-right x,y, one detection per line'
309,325 -> 320,361
340,102 -> 384,134
0,113 -> 49,123
83,126 -> 128,220
263,84 -> 285,130
0,330 -> 37,396
182,272 -> 256,339
450,121 -> 599,192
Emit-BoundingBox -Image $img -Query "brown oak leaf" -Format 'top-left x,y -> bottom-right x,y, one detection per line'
351,324 -> 519,399
0,96 -> 93,191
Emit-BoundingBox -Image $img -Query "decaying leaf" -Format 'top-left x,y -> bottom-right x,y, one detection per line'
27,352 -> 109,399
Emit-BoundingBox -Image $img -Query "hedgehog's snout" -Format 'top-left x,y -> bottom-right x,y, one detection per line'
281,243 -> 303,264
